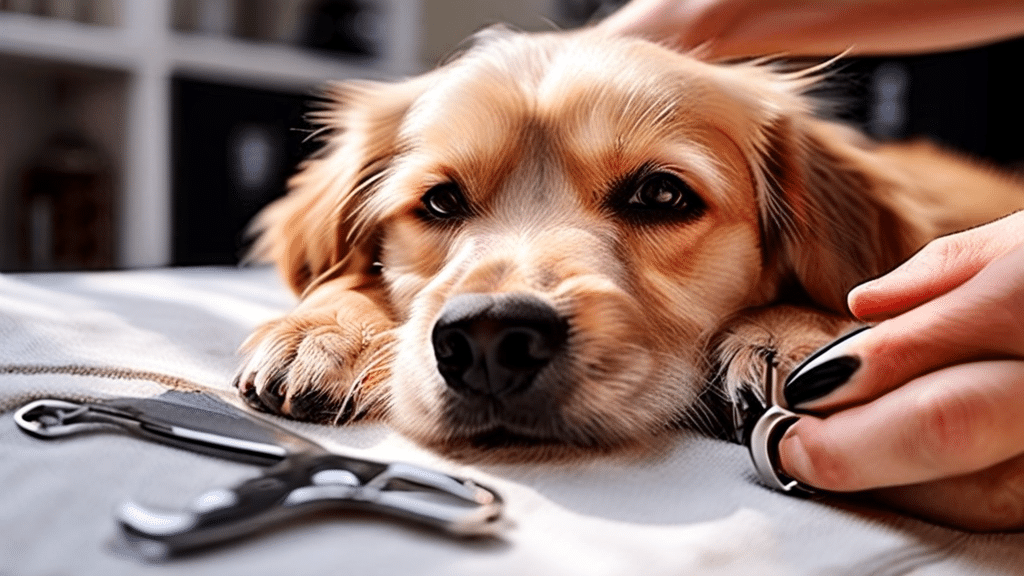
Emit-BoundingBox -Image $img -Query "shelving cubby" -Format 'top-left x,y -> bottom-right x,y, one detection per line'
1,0 -> 569,270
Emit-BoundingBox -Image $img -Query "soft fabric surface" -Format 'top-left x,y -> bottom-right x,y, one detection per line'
1,266 -> 1021,575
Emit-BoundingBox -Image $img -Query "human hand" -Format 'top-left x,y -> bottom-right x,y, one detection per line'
596,0 -> 1024,60
777,210 -> 1024,531
595,0 -> 746,56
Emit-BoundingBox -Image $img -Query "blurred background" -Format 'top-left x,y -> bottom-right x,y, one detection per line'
0,0 -> 1021,272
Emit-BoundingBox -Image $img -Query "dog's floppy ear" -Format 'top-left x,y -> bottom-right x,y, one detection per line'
248,77 -> 428,295
756,116 -> 918,312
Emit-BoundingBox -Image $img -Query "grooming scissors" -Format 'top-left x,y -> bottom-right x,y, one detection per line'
15,393 -> 504,559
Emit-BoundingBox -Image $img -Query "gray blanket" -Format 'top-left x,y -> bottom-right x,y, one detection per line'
1,267 -> 1021,575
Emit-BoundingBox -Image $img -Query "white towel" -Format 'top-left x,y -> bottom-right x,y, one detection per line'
1,267 -> 1019,575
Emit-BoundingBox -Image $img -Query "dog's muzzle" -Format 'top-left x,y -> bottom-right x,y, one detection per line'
431,293 -> 568,400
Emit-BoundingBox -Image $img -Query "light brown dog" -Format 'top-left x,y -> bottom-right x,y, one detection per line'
236,27 -> 1024,458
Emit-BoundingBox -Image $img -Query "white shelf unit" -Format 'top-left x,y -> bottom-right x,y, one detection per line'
0,0 -> 559,270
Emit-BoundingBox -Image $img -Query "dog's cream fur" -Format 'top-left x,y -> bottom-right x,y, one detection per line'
236,28 -> 1024,458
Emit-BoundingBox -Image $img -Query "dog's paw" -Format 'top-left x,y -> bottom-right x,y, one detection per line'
713,305 -> 861,405
234,312 -> 394,424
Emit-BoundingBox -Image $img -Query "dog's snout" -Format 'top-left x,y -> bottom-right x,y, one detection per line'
432,293 -> 567,398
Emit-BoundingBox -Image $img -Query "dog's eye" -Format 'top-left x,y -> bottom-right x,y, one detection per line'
420,183 -> 469,220
627,173 -> 698,212
607,170 -> 706,225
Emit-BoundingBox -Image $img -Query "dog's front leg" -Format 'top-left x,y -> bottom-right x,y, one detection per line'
712,305 -> 862,407
235,278 -> 396,424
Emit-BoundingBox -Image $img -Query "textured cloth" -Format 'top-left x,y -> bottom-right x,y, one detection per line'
1,266 -> 1022,575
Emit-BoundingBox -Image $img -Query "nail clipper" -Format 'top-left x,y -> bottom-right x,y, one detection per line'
745,352 -> 815,495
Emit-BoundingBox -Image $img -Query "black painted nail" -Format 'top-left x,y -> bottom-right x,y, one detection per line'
784,356 -> 860,407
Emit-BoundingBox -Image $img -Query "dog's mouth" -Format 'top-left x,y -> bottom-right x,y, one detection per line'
442,394 -> 563,444
439,393 -> 619,454
437,373 -> 584,446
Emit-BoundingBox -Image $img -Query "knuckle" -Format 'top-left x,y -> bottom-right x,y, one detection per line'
912,234 -> 974,284
924,234 -> 960,263
975,487 -> 1024,532
940,460 -> 1024,532
924,230 -> 994,278
857,331 -> 916,396
910,387 -> 993,470
978,461 -> 1024,531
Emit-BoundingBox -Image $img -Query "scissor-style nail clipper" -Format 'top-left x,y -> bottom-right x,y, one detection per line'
15,393 -> 504,559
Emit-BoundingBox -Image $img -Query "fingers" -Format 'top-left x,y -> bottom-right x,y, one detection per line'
847,236 -> 993,322
789,241 -> 1024,411
778,360 -> 1024,492
596,0 -> 743,56
849,210 -> 1024,322
595,0 -> 685,38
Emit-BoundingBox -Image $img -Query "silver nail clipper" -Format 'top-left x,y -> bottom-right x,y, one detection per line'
745,327 -> 872,494
746,352 -> 814,495
14,393 -> 504,559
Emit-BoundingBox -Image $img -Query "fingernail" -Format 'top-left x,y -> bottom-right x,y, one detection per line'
784,355 -> 860,407
783,326 -> 870,407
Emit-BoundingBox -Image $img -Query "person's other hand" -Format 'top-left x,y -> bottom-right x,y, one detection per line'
596,0 -> 746,56
596,0 -> 1024,60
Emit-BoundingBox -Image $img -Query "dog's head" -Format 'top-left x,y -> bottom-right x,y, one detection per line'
257,28 -> 914,456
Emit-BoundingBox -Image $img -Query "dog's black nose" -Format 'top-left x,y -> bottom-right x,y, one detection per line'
432,293 -> 568,398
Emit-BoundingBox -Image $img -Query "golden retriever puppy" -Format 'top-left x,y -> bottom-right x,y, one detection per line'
236,27 -> 1024,458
